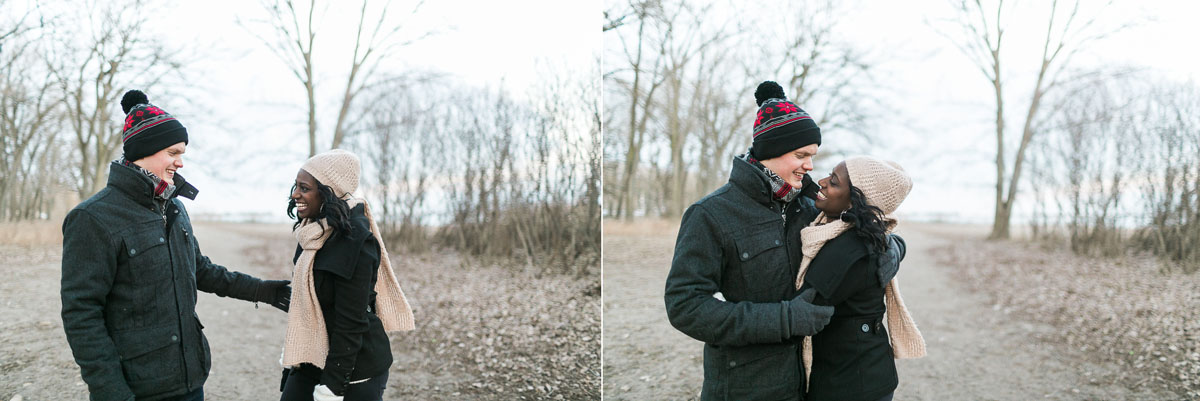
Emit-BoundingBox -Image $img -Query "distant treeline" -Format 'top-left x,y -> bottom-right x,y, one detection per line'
1027,77 -> 1200,271
350,77 -> 601,274
0,0 -> 601,271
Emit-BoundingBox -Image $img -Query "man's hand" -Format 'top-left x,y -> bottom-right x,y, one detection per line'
786,288 -> 834,337
876,234 -> 906,286
255,280 -> 291,312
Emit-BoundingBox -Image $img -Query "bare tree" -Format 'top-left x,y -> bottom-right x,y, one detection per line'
1130,82 -> 1200,271
605,0 -> 667,220
0,4 -> 68,220
939,0 -> 1124,239
604,0 -> 880,219
352,75 -> 442,252
750,0 -> 879,151
246,0 -> 433,156
656,0 -> 730,217
45,0 -> 185,199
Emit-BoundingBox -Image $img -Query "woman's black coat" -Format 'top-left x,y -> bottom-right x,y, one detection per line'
287,204 -> 392,395
799,231 -> 898,401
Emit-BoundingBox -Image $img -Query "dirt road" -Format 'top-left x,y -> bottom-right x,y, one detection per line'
601,220 -> 1170,400
0,222 -> 295,400
1,221 -> 600,400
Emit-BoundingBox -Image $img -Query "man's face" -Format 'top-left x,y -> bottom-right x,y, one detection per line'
132,142 -> 186,182
760,143 -> 818,189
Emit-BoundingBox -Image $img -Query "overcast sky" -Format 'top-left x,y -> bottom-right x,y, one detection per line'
839,1 -> 1200,223
124,0 -> 600,221
659,0 -> 1200,224
15,1 -> 1198,224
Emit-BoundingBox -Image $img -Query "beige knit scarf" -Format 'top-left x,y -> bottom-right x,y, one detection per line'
283,197 -> 416,369
794,212 -> 925,385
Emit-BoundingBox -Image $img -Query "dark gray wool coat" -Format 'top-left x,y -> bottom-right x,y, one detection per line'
665,156 -> 821,401
61,162 -> 267,401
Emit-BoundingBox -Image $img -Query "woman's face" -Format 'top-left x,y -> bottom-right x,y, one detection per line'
814,162 -> 852,215
291,169 -> 323,220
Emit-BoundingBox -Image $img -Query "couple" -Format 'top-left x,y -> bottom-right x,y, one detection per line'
60,90 -> 415,401
664,81 -> 926,401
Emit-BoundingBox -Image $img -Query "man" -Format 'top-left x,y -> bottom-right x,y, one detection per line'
664,81 -> 903,400
61,89 -> 291,401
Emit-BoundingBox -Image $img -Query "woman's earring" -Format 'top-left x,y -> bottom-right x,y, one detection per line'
319,203 -> 326,214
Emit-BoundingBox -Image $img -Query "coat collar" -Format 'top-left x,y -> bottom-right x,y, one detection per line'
106,161 -> 199,208
728,155 -> 777,206
293,203 -> 373,279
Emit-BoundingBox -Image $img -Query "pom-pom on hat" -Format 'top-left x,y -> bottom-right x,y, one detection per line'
300,149 -> 361,199
750,81 -> 822,160
120,90 -> 188,162
845,156 -> 912,215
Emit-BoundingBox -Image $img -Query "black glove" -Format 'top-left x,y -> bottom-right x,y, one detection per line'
799,173 -> 820,200
255,279 -> 291,312
876,234 -> 906,287
784,288 -> 834,337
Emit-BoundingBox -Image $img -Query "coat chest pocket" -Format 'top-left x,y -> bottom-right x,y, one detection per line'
733,227 -> 785,262
121,231 -> 172,282
732,226 -> 788,297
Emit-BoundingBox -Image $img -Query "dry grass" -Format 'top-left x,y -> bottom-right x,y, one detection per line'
933,236 -> 1200,399
0,221 -> 63,247
602,218 -> 679,237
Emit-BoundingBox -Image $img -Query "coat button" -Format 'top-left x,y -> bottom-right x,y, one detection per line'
129,249 -> 137,255
171,335 -> 178,342
729,361 -> 737,367
861,324 -> 870,333
774,240 -> 780,245
159,237 -> 165,243
741,252 -> 749,259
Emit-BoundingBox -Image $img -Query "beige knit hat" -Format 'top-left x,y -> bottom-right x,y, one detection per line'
301,149 -> 360,198
844,156 -> 911,215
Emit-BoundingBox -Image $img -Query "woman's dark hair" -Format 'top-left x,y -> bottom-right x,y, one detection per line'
287,181 -> 352,238
839,186 -> 893,254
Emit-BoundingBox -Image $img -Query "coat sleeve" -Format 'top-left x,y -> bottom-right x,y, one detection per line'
664,204 -> 786,347
319,236 -> 379,395
60,209 -> 136,401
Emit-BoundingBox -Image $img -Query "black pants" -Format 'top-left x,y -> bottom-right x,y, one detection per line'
279,370 -> 388,401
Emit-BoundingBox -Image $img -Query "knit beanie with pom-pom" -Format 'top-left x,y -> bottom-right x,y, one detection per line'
120,89 -> 188,162
750,81 -> 821,160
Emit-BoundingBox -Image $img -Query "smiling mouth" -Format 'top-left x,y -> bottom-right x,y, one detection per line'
296,202 -> 308,212
816,191 -> 827,201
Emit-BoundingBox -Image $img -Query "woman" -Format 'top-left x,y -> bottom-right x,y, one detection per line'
280,149 -> 415,401
793,156 -> 925,401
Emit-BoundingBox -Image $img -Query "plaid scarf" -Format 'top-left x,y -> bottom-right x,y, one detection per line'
116,157 -> 175,202
740,152 -> 802,202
